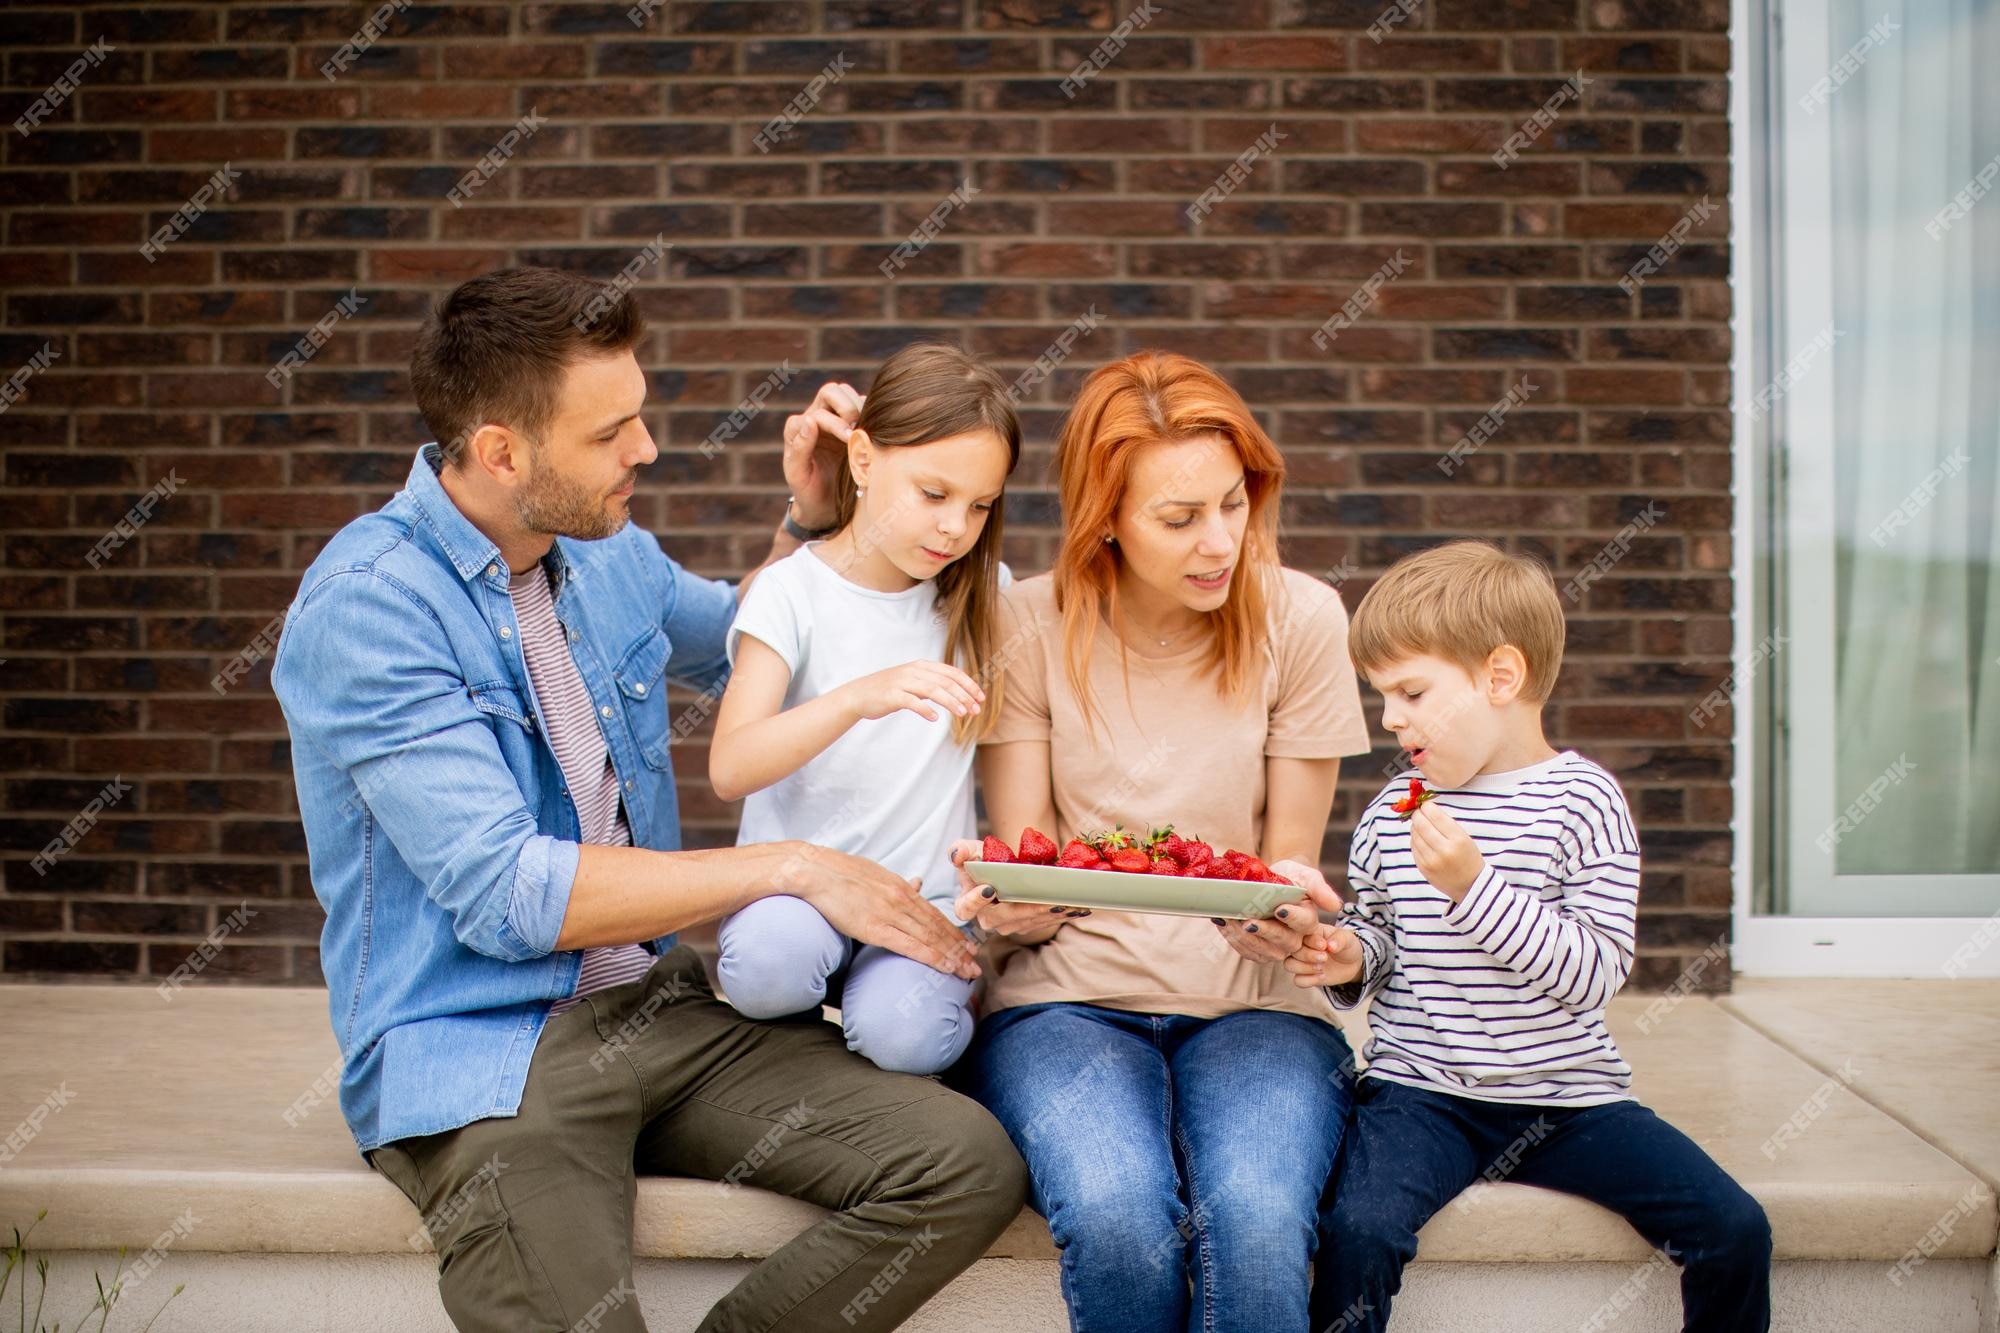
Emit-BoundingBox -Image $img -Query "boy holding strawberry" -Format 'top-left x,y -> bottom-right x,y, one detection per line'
1284,541 -> 1772,1332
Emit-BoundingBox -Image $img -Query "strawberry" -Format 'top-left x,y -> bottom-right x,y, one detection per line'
980,836 -> 1014,863
1391,778 -> 1435,821
1107,848 -> 1152,875
1017,826 -> 1059,865
1058,840 -> 1104,869
1177,841 -> 1214,873
1150,856 -> 1181,876
1085,826 -> 1138,858
1234,853 -> 1284,885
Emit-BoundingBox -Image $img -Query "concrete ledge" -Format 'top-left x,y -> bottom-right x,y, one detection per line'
1,982 -> 1994,1269
15,1251 -> 1992,1333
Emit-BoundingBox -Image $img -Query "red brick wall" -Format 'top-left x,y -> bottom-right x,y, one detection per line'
0,1 -> 1734,990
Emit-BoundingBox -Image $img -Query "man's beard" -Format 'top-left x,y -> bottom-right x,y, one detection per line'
516,445 -> 630,541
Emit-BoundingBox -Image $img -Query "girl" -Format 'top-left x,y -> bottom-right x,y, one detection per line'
947,350 -> 1374,1330
708,342 -> 1020,1075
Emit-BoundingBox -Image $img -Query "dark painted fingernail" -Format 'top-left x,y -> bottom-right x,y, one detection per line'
1274,907 -> 1288,919
981,886 -> 996,898
1067,909 -> 1089,917
1245,923 -> 1260,934
1210,917 -> 1225,926
1050,906 -> 1065,914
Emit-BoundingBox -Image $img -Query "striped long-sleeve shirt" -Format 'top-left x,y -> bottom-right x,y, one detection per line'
1329,750 -> 1641,1106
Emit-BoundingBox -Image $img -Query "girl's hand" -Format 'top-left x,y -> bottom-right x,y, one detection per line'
840,659 -> 986,724
1284,924 -> 1365,988
949,840 -> 1089,939
783,381 -> 865,530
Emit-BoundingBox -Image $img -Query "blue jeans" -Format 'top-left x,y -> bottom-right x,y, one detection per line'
956,1001 -> 1356,1333
1314,1077 -> 1772,1333
715,894 -> 976,1075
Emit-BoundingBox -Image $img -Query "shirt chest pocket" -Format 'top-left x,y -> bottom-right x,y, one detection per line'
613,628 -> 673,770
468,680 -> 540,776
469,681 -> 534,732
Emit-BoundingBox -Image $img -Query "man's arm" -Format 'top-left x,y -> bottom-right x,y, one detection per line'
736,517 -> 803,607
731,379 -> 864,604
275,569 -> 581,962
276,569 -> 975,978
560,839 -> 976,978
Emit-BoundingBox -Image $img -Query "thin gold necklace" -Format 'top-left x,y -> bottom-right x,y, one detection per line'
1120,608 -> 1204,650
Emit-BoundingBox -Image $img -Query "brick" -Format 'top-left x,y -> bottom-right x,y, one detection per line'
1354,38 -> 1504,71
4,941 -> 142,974
0,3 -> 1741,985
1202,36 -> 1345,69
896,38 -> 1042,73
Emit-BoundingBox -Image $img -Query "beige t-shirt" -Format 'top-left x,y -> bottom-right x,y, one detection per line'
979,565 -> 1373,1022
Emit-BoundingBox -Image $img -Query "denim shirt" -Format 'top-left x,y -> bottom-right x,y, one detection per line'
272,445 -> 737,1153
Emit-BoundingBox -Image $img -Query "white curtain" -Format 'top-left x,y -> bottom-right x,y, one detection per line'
1828,0 -> 2000,876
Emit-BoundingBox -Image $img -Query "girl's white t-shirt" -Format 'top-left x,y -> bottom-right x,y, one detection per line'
726,543 -> 1011,911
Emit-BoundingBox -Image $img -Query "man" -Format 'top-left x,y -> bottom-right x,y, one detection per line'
271,266 -> 1027,1333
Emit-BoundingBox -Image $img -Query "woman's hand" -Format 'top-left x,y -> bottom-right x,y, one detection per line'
839,659 -> 986,724
1209,856 -> 1332,964
1284,924 -> 1365,988
949,840 -> 1088,941
782,381 -> 864,530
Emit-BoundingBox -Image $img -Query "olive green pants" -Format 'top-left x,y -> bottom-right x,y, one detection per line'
368,946 -> 1028,1332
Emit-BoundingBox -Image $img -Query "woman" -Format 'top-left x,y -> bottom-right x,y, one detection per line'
948,351 -> 1374,1331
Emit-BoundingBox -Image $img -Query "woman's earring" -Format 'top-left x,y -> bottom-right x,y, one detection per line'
1103,534 -> 1114,544
856,486 -> 864,497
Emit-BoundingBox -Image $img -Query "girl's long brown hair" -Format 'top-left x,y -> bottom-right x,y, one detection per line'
828,342 -> 1022,744
1052,351 -> 1287,736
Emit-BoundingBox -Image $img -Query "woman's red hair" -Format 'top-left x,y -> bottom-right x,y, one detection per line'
1052,351 -> 1287,734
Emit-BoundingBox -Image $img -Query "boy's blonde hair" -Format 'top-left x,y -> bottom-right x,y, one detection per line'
1349,540 -> 1566,703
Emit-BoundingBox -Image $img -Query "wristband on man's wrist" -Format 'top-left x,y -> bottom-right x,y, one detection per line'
782,496 -> 836,542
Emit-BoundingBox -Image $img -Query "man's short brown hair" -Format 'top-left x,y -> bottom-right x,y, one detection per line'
409,265 -> 646,467
1348,540 -> 1567,702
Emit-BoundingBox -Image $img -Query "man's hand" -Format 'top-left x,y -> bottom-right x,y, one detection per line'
782,381 -> 864,530
1284,924 -> 1365,988
1410,803 -> 1484,901
777,841 -> 978,979
948,839 -> 1088,941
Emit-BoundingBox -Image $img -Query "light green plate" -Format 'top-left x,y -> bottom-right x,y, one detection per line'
965,860 -> 1305,920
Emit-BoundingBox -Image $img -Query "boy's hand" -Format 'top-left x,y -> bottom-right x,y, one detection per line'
1410,803 -> 1484,901
1284,924 -> 1365,988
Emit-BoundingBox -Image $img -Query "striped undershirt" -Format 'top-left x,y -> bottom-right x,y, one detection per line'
1330,751 -> 1642,1106
507,564 -> 653,1014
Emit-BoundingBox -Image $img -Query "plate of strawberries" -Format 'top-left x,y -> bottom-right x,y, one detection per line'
967,825 -> 1306,920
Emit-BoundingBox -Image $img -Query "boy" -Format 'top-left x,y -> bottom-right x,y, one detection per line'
1286,541 -> 1771,1332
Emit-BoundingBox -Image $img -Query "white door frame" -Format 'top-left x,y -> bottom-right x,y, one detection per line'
1727,0 -> 2000,977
